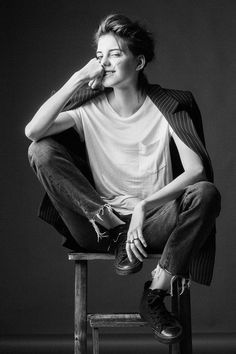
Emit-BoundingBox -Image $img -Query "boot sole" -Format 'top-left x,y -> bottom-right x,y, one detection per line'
139,314 -> 183,345
115,262 -> 143,276
153,329 -> 183,345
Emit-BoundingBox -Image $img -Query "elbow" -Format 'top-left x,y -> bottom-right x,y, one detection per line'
198,166 -> 207,181
191,165 -> 206,182
24,124 -> 34,141
24,124 -> 40,142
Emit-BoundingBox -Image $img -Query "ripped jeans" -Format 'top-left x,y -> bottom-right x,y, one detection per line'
28,137 -> 221,290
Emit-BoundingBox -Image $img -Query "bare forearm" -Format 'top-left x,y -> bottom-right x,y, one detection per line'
25,58 -> 104,141
25,72 -> 86,140
142,168 -> 206,212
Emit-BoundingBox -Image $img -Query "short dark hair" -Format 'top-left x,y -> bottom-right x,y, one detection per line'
94,14 -> 155,87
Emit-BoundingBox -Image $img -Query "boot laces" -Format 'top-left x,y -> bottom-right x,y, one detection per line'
148,292 -> 176,330
115,232 -> 128,261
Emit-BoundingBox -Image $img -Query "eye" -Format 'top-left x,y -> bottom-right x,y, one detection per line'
110,52 -> 121,57
96,55 -> 103,61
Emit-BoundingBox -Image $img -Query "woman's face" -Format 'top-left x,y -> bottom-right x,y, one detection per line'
96,33 -> 139,89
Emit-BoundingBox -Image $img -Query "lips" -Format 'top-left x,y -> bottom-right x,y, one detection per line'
104,71 -> 115,75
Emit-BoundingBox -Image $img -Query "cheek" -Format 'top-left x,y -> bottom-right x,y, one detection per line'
116,60 -> 135,75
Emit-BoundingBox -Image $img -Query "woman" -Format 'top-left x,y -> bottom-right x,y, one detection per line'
25,14 -> 221,344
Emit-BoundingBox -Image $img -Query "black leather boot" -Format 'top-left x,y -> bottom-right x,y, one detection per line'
109,224 -> 143,275
140,281 -> 182,344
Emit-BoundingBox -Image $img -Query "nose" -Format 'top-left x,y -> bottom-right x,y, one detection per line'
100,55 -> 110,67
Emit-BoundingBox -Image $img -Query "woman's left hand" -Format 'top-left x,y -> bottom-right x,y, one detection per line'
126,201 -> 148,262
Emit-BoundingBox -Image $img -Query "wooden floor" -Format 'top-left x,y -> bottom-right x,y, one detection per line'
1,333 -> 236,354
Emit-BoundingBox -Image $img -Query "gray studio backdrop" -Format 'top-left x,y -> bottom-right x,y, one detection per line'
2,0 -> 235,336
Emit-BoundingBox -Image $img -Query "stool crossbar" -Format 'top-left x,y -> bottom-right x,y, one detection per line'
68,252 -> 192,354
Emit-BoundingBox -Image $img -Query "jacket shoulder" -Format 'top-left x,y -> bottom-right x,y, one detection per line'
165,89 -> 196,112
149,84 -> 193,107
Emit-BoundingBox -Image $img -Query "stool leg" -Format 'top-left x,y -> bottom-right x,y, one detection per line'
170,280 -> 193,354
171,280 -> 180,354
169,343 -> 173,354
179,287 -> 192,354
92,327 -> 99,354
74,260 -> 88,354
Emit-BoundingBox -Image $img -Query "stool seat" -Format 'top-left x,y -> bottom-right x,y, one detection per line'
68,252 -> 192,354
68,252 -> 160,261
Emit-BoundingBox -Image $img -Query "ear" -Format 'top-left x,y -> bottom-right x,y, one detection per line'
136,55 -> 146,71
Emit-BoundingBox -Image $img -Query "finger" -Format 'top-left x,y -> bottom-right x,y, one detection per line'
92,77 -> 100,86
134,238 -> 148,258
92,76 -> 103,89
137,228 -> 147,248
91,79 -> 98,89
126,242 -> 134,263
130,243 -> 144,262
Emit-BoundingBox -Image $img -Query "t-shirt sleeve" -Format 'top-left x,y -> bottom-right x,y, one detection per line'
67,108 -> 85,141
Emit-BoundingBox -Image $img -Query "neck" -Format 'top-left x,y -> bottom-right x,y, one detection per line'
107,85 -> 146,117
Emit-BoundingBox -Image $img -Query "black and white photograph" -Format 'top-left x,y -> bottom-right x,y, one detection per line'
1,1 -> 235,353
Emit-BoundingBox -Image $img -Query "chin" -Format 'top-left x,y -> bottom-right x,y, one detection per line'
102,76 -> 120,88
102,81 -> 112,88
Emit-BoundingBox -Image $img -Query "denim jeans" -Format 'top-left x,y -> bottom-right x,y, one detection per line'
28,137 -> 221,280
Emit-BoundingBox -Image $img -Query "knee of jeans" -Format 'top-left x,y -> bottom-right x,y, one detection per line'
28,138 -> 56,168
194,181 -> 221,216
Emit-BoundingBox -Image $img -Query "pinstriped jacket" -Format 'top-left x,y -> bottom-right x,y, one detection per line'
38,83 -> 216,286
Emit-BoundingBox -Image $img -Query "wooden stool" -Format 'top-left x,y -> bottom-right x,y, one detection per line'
68,253 -> 192,354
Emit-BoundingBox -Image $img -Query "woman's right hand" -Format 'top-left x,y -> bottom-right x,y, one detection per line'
84,58 -> 105,89
68,58 -> 105,90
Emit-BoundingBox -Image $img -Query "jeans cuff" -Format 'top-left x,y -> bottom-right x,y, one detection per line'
153,262 -> 191,296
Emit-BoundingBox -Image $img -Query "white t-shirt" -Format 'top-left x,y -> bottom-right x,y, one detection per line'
68,93 -> 173,215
